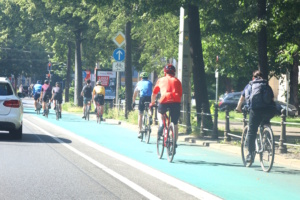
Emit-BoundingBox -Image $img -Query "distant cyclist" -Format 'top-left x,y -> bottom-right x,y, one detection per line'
132,72 -> 153,138
92,80 -> 105,121
32,80 -> 42,111
51,82 -> 63,117
81,79 -> 93,119
40,80 -> 52,116
150,64 -> 182,148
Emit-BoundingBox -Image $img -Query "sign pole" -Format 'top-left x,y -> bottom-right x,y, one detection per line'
116,71 -> 120,108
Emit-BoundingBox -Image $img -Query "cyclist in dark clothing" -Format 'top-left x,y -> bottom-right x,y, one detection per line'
242,70 -> 277,162
81,79 -> 93,119
51,82 -> 63,115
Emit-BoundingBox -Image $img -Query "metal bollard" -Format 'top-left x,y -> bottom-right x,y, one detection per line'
212,102 -> 218,139
224,106 -> 231,142
279,109 -> 287,153
186,103 -> 192,134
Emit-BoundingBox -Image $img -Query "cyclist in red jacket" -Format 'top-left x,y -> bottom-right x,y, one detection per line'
150,64 -> 182,144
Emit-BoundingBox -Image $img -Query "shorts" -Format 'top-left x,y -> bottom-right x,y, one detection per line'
43,93 -> 51,102
158,103 -> 181,125
34,93 -> 40,101
83,97 -> 92,105
138,96 -> 151,115
53,93 -> 63,104
94,94 -> 104,106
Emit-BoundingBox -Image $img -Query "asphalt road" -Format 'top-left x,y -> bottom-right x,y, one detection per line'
1,98 -> 300,200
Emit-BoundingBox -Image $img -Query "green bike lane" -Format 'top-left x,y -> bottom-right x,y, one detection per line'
24,107 -> 300,200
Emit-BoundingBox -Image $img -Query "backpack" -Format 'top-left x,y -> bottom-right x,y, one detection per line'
246,79 -> 274,109
84,85 -> 92,97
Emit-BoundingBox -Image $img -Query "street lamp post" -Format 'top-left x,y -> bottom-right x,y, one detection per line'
212,68 -> 219,139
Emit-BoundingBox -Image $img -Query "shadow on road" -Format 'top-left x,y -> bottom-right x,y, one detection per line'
272,166 -> 300,175
177,160 -> 245,168
0,132 -> 72,144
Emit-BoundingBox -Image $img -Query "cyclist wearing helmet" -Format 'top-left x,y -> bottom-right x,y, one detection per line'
51,82 -> 63,118
132,72 -> 153,138
92,80 -> 105,121
150,64 -> 182,149
40,80 -> 52,116
33,80 -> 42,111
81,79 -> 93,119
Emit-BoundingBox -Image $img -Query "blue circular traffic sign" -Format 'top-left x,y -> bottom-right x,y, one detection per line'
113,48 -> 125,62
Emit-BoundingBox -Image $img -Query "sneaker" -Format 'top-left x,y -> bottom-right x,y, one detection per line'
157,125 -> 163,136
246,152 -> 255,163
138,132 -> 142,138
82,115 -> 86,119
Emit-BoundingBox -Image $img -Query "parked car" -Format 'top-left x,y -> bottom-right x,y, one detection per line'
0,77 -> 23,139
218,92 -> 298,116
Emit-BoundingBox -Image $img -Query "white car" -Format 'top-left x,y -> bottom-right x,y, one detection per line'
0,77 -> 23,139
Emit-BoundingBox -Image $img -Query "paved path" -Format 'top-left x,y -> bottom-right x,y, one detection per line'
23,104 -> 300,200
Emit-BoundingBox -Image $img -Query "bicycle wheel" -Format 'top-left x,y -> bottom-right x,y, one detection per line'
156,128 -> 164,159
56,102 -> 59,120
97,106 -> 101,124
85,105 -> 89,121
241,126 -> 252,167
260,127 -> 275,172
141,115 -> 147,142
166,123 -> 176,162
145,124 -> 151,144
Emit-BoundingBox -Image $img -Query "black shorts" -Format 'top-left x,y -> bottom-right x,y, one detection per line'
34,93 -> 40,101
43,93 -> 51,102
94,94 -> 104,105
158,103 -> 181,125
138,96 -> 151,114
53,93 -> 63,104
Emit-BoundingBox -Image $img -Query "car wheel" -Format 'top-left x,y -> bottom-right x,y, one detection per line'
10,125 -> 22,140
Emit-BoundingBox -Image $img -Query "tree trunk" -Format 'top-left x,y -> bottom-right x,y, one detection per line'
290,52 -> 299,113
74,30 -> 83,107
187,4 -> 212,126
125,21 -> 133,118
65,41 -> 72,102
257,0 -> 268,79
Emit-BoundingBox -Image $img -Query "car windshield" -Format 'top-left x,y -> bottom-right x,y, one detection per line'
0,83 -> 13,96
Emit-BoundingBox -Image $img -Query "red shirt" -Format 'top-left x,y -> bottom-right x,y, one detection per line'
153,75 -> 182,103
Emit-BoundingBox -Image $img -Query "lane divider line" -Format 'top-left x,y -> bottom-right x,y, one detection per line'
24,116 -> 222,200
25,119 -> 161,200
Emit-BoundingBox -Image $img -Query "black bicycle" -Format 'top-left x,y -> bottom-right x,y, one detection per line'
241,108 -> 275,172
140,102 -> 152,143
55,100 -> 61,120
44,100 -> 50,118
84,100 -> 91,121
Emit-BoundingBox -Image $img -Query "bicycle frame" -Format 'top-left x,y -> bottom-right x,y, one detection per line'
162,112 -> 170,146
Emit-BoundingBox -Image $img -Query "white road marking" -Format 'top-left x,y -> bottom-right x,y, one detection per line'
25,119 -> 160,200
24,117 -> 222,200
